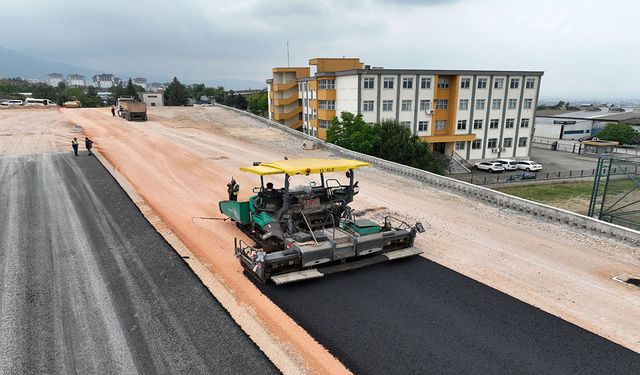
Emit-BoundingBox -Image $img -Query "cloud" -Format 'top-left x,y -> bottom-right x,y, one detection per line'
0,0 -> 639,97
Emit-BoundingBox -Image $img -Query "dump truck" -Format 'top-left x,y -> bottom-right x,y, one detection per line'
219,158 -> 425,284
119,101 -> 147,121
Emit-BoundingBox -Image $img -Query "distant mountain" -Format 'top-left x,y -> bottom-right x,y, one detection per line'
0,46 -> 99,81
0,46 -> 265,90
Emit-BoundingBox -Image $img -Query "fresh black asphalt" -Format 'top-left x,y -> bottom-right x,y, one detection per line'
0,152 -> 278,374
259,256 -> 640,374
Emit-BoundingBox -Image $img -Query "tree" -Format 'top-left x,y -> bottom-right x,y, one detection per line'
187,83 -> 207,101
222,90 -> 248,109
31,84 -> 57,100
247,92 -> 268,116
326,112 -> 379,155
164,77 -> 188,106
596,123 -> 640,145
204,86 -> 225,103
125,78 -> 138,98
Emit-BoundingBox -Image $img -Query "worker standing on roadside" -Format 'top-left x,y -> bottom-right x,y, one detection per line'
227,177 -> 239,201
71,137 -> 79,156
85,137 -> 94,156
111,106 -> 116,117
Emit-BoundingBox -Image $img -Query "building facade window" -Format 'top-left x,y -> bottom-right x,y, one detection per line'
401,100 -> 412,111
477,78 -> 487,89
526,78 -> 535,89
492,99 -> 501,110
402,77 -> 413,89
510,78 -> 519,89
419,100 -> 431,111
418,121 -> 429,132
319,100 -> 335,110
382,100 -> 393,111
476,99 -> 485,110
455,141 -> 466,150
505,118 -> 515,128
363,100 -> 374,112
435,120 -> 446,130
503,137 -> 513,148
523,98 -> 533,109
518,137 -> 528,147
318,79 -> 335,90
435,99 -> 448,109
363,77 -> 375,89
508,99 -> 517,109
472,139 -> 482,149
520,118 -> 530,128
460,78 -> 471,89
319,120 -> 330,129
459,99 -> 469,110
383,77 -> 394,89
401,121 -> 411,127
473,119 -> 483,129
437,77 -> 449,89
488,138 -> 498,149
489,119 -> 499,129
494,78 -> 504,89
421,77 -> 432,89
457,120 -> 467,130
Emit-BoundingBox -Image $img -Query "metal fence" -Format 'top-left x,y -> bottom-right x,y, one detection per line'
456,165 -> 640,185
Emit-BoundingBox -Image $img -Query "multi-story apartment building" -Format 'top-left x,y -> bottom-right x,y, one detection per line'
133,77 -> 148,90
267,58 -> 543,161
47,73 -> 64,87
92,73 -> 115,89
66,74 -> 86,87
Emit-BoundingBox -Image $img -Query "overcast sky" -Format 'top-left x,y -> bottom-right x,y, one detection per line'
2,0 -> 638,98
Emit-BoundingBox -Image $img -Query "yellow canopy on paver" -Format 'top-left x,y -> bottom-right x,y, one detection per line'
240,158 -> 369,176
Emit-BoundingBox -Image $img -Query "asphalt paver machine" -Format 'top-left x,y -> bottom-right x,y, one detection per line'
219,158 -> 425,284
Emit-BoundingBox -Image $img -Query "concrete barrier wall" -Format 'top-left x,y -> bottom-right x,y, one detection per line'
218,105 -> 640,245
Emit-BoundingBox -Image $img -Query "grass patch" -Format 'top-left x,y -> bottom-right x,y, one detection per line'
496,180 -> 637,203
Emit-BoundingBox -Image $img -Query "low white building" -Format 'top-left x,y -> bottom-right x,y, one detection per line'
133,77 -> 148,90
139,92 -> 164,107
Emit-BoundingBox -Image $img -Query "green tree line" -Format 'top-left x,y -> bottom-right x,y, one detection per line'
326,112 -> 449,174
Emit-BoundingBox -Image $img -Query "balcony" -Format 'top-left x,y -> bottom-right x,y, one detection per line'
273,106 -> 302,121
272,80 -> 298,91
272,92 -> 299,106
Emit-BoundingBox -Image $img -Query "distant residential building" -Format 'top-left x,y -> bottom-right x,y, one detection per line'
148,82 -> 166,92
67,74 -> 86,87
92,74 -> 116,89
267,57 -> 544,161
26,78 -> 43,84
133,77 -> 148,90
139,92 -> 164,107
47,73 -> 64,87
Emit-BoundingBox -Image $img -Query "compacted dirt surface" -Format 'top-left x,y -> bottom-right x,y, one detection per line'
0,109 -> 277,374
5,107 -> 639,373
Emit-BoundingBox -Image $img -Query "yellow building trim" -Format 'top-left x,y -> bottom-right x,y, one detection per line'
420,134 -> 476,143
309,99 -> 318,110
317,90 -> 336,100
309,80 -> 318,91
317,128 -> 327,140
317,109 -> 336,120
288,119 -> 303,130
309,58 -> 363,73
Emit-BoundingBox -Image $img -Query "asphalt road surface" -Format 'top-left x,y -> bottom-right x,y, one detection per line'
260,257 -> 640,375
0,152 -> 277,374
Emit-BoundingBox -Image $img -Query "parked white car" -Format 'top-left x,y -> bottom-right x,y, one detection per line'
0,99 -> 24,106
494,159 -> 518,171
516,160 -> 543,171
474,161 -> 505,173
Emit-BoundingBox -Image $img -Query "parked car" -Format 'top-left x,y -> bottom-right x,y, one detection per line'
474,161 -> 505,173
516,160 -> 543,171
0,99 -> 24,106
494,159 -> 518,171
